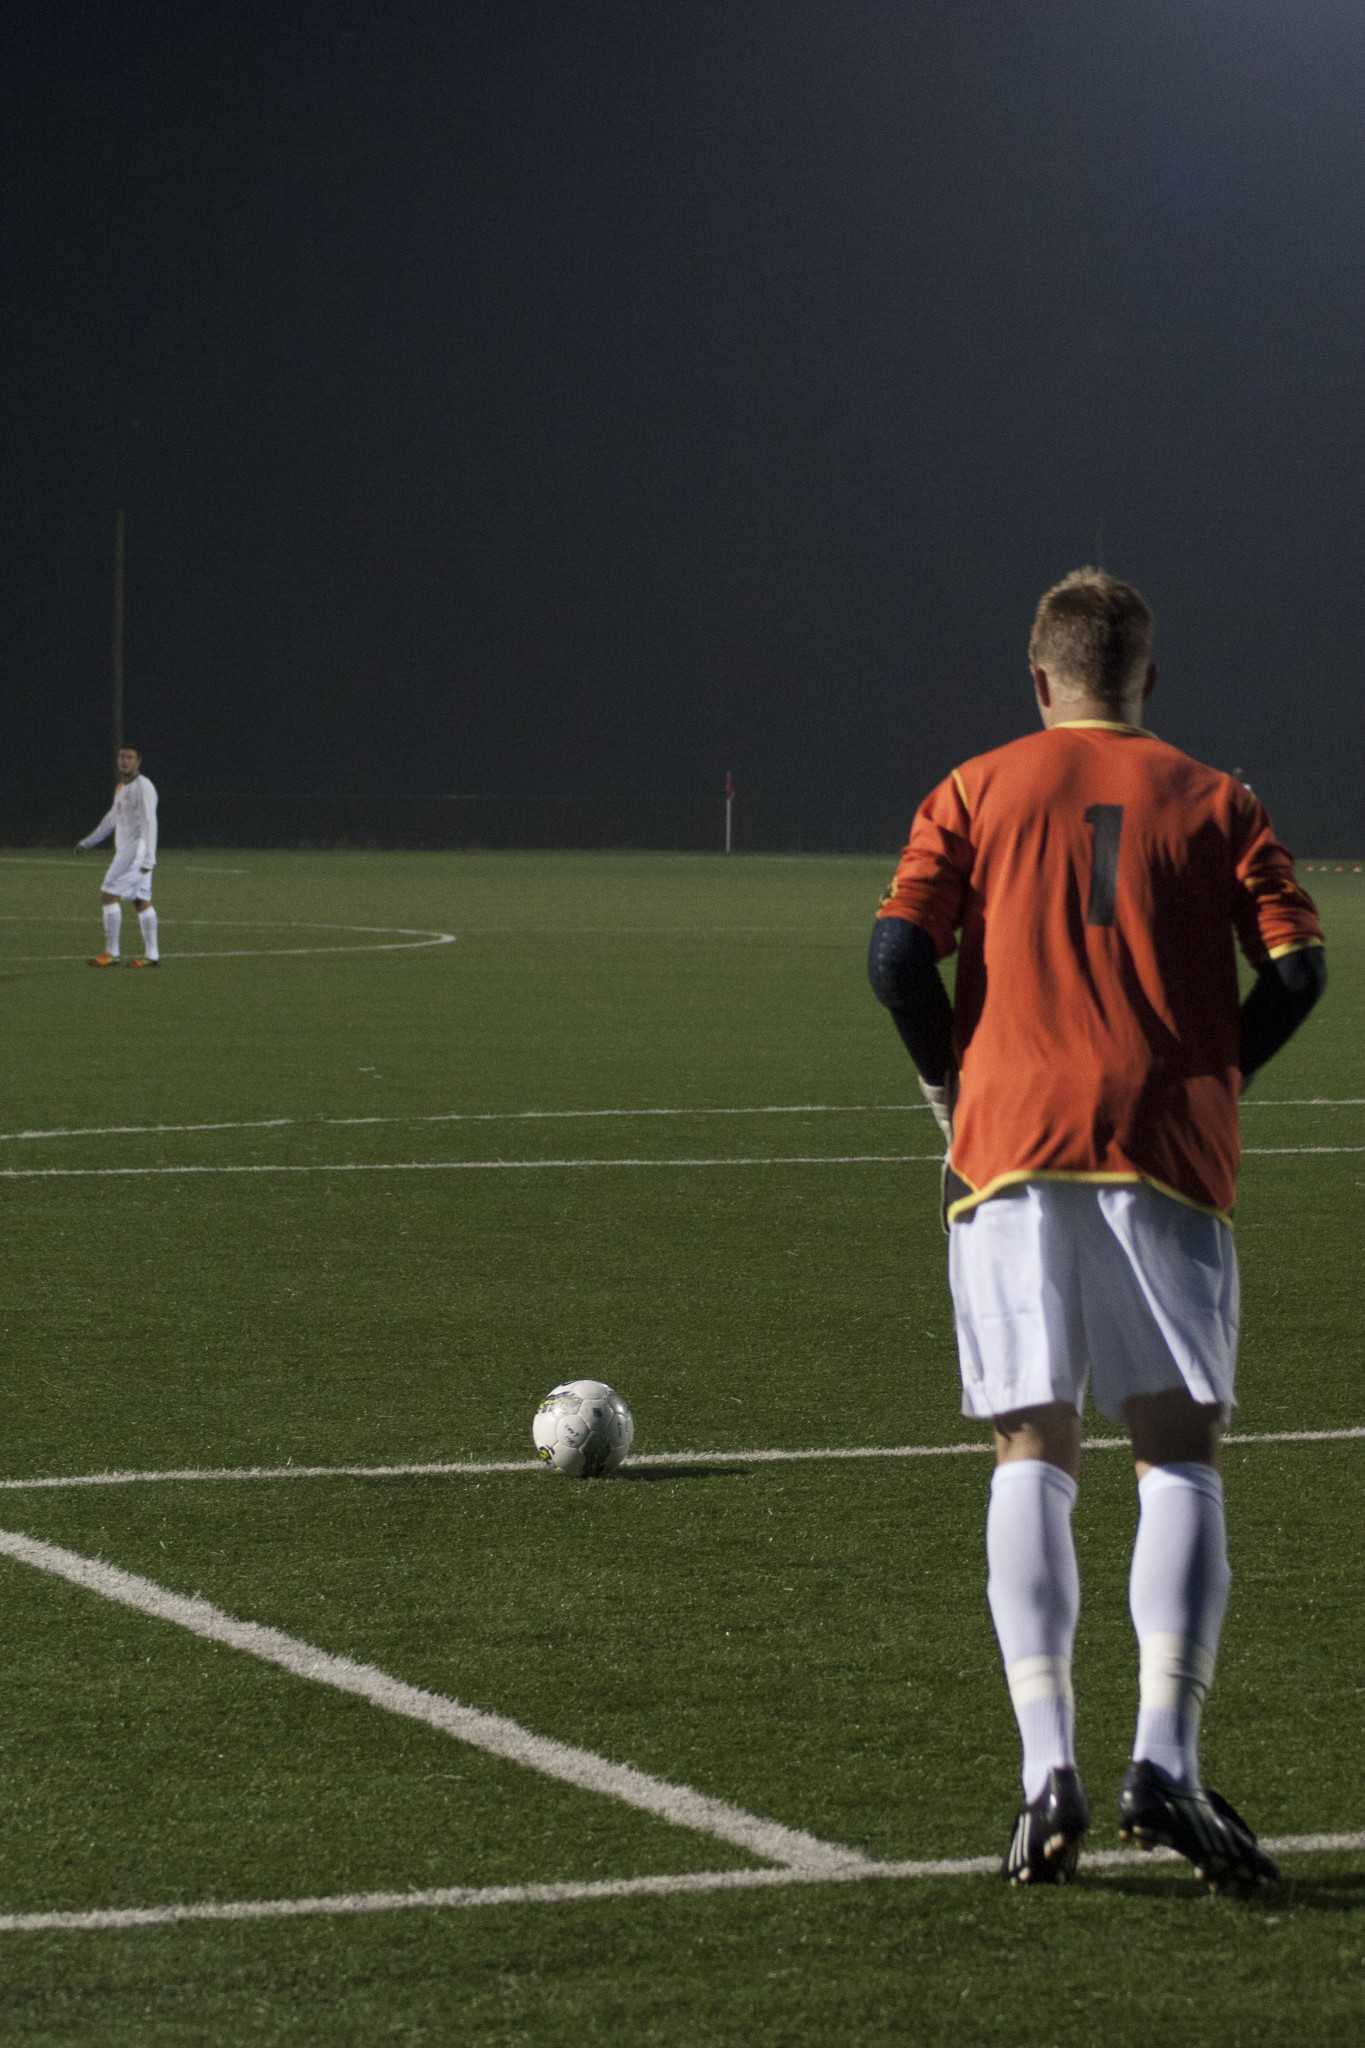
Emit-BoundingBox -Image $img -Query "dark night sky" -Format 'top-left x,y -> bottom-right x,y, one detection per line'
6,0 -> 1364,848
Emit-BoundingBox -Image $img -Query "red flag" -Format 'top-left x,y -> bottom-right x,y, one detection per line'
724,771 -> 735,799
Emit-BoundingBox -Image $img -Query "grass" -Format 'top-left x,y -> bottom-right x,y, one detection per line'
0,849 -> 1360,2045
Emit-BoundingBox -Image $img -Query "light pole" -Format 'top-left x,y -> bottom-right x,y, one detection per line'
111,508 -> 126,754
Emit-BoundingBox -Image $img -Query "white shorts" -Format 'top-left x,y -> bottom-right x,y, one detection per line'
101,856 -> 154,902
948,1181 -> 1238,1423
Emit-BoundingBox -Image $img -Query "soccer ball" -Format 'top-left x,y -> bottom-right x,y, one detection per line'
532,1379 -> 635,1477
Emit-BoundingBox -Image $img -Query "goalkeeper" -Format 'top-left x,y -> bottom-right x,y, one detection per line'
868,567 -> 1324,1890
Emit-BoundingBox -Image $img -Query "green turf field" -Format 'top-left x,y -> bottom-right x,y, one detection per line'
1,850 -> 1361,2045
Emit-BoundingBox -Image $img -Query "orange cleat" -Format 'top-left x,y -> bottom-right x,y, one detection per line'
87,953 -> 120,968
126,957 -> 160,969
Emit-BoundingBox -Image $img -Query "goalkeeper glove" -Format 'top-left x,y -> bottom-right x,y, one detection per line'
918,1071 -> 957,1147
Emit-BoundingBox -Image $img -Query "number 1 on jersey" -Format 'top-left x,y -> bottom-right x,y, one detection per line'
1083,804 -> 1124,926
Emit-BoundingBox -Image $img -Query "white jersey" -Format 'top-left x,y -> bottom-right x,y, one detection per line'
80,775 -> 158,868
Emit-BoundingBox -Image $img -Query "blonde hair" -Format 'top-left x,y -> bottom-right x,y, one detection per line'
1028,568 -> 1153,707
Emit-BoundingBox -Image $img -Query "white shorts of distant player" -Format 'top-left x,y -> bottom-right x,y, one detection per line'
949,1181 -> 1238,1423
100,854 -> 154,902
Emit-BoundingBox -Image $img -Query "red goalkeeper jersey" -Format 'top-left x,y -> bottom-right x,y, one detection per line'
876,721 -> 1323,1221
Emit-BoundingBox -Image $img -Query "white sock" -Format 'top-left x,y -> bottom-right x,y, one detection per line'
1129,1462 -> 1230,1789
138,907 -> 159,961
987,1459 -> 1081,1802
102,903 -> 122,956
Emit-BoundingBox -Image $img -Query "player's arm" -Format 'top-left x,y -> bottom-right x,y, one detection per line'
138,782 -> 158,869
868,917 -> 954,1082
868,917 -> 956,1139
1239,947 -> 1327,1089
76,804 -> 116,851
868,774 -> 972,1138
1230,795 -> 1327,1089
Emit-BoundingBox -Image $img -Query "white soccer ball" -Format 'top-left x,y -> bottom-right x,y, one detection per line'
532,1379 -> 635,1478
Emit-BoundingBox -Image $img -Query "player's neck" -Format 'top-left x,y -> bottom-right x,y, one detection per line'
1043,697 -> 1144,729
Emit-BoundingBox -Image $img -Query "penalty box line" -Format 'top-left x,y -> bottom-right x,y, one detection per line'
0,1528 -> 868,1882
2,1144 -> 1363,1181
1,1835 -> 1362,1940
1,1427 -> 1361,1495
3,1097 -> 1358,1146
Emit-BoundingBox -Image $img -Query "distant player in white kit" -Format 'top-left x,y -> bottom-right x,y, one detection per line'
76,745 -> 160,967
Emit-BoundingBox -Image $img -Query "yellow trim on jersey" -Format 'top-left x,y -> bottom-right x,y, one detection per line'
945,1166 -> 1232,1228
947,725 -> 1149,811
1267,936 -> 1325,960
1053,719 -> 1154,736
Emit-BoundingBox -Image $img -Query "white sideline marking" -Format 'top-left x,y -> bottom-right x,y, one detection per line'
2,1145 -> 1362,1181
0,1529 -> 868,1880
2,1097 -> 1358,1146
1,1428 -> 1359,1495
0,1832 -> 1360,1936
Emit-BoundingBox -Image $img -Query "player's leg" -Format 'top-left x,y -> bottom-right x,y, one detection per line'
1124,1390 -> 1228,1790
131,893 -> 160,966
1082,1188 -> 1235,1792
1120,1392 -> 1276,1885
988,1403 -> 1085,1835
1085,1188 -> 1278,1887
90,888 -> 122,966
950,1188 -> 1091,1880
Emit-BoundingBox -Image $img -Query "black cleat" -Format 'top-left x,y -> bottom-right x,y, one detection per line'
1002,1766 -> 1090,1884
1118,1759 -> 1280,1891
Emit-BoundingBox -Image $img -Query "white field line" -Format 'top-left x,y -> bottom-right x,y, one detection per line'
1,1098 -> 1359,1146
0,1104 -> 936,1144
2,1831 -> 1363,1936
2,1427 -> 1360,1495
2,1145 -> 1362,1182
0,861 -> 250,875
0,918 -> 455,963
0,1529 -> 869,1880
1249,1146 -> 1365,1156
0,1153 -> 941,1179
